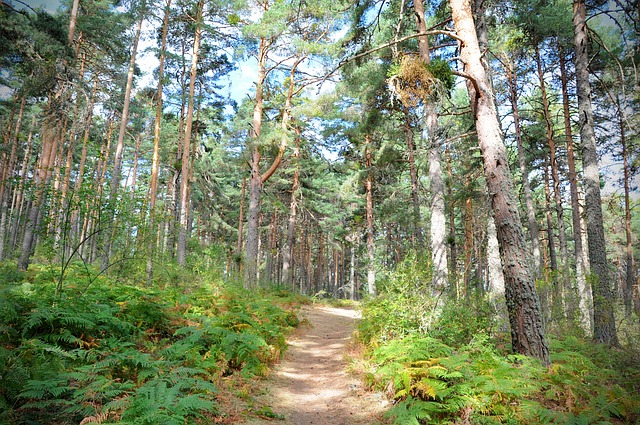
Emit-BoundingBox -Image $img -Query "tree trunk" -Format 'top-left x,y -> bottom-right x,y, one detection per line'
559,49 -> 592,333
146,0 -> 171,285
282,129 -> 300,287
101,12 -> 144,272
504,56 -> 542,277
177,0 -> 203,265
365,134 -> 376,296
534,42 -> 568,276
244,36 -> 269,289
0,97 -> 25,260
446,146 -> 458,284
403,108 -> 423,248
572,0 -> 618,346
618,101 -> 635,316
450,0 -> 550,364
18,113 -> 60,270
414,0 -> 448,289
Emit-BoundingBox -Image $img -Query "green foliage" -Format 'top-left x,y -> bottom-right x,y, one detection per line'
0,264 -> 301,424
360,323 -> 640,425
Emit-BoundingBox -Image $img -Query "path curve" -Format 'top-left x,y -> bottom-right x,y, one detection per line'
243,305 -> 390,425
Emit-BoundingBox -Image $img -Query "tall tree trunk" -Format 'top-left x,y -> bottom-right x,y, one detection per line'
18,113 -> 60,270
101,12 -> 144,271
450,0 -> 550,364
544,160 -> 558,274
572,0 -> 618,346
504,56 -> 542,277
535,42 -> 569,276
559,48 -> 592,333
487,206 -> 507,322
446,146 -> 458,283
177,0 -> 203,266
403,108 -> 423,248
365,134 -> 376,296
618,102 -> 635,316
147,0 -> 171,284
68,0 -> 80,44
282,129 -> 300,287
0,97 -> 25,259
244,36 -> 269,289
414,0 -> 448,289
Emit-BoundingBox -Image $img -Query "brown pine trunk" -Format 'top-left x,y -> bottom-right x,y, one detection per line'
403,108 -> 422,248
101,13 -> 144,271
244,35 -> 269,289
535,42 -> 569,275
504,56 -> 542,277
414,0 -> 447,289
282,130 -> 300,287
177,0 -> 203,265
365,134 -> 376,296
18,112 -> 60,270
0,97 -> 25,259
446,146 -> 458,283
572,0 -> 618,346
618,103 -> 635,315
450,0 -> 550,364
146,0 -> 172,285
559,49 -> 592,332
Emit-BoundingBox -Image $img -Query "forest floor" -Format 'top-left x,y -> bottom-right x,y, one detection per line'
240,305 -> 391,425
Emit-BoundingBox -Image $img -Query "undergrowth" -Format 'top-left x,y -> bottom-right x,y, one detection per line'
357,256 -> 640,425
0,261 -> 301,424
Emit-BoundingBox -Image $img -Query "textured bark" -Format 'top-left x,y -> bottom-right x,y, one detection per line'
282,130 -> 301,287
535,43 -> 568,275
365,134 -> 376,296
0,97 -> 25,260
403,108 -> 423,247
177,0 -> 203,265
572,0 -> 618,346
68,0 -> 80,44
543,162 -> 558,274
446,146 -> 458,282
414,0 -> 448,289
147,0 -> 171,285
487,207 -> 506,306
101,13 -> 144,271
450,0 -> 550,364
18,115 -> 59,270
619,104 -> 635,315
244,35 -> 268,289
504,57 -> 542,277
559,50 -> 592,332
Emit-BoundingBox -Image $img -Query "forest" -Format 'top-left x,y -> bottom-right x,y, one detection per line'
0,0 -> 639,423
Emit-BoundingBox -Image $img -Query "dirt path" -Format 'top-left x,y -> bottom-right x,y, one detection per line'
242,305 -> 390,425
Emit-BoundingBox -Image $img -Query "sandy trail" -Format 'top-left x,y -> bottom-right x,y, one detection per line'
242,305 -> 389,425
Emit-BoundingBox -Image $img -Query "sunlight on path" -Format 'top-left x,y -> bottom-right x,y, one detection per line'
242,306 -> 390,425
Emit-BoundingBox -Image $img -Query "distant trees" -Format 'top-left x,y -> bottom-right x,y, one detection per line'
0,0 -> 637,359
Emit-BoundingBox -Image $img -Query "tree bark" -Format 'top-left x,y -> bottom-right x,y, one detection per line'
282,129 -> 301,287
147,0 -> 171,285
177,0 -> 203,265
244,35 -> 269,289
414,0 -> 448,289
503,55 -> 542,277
572,0 -> 618,346
534,42 -> 568,276
101,12 -> 144,271
450,0 -> 550,364
365,134 -> 376,296
559,49 -> 592,332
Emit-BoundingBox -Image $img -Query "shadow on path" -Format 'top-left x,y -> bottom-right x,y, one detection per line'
242,305 -> 390,425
